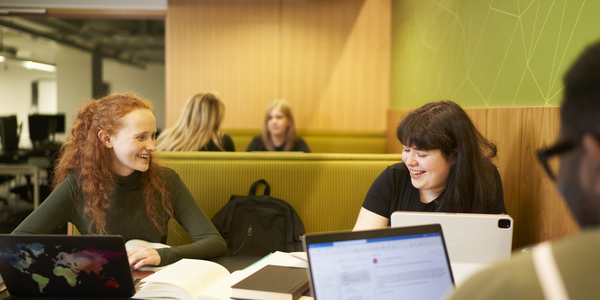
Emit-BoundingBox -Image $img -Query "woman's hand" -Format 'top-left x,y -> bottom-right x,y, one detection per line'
127,247 -> 160,270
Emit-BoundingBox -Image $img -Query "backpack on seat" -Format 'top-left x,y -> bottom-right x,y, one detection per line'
211,179 -> 306,256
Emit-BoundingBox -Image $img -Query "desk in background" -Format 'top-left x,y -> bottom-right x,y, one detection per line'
0,155 -> 50,210
0,164 -> 41,209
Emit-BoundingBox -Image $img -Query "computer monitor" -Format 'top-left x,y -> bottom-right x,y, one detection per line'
28,114 -> 65,146
0,115 -> 19,155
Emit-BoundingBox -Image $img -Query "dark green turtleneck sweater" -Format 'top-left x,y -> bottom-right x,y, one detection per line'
13,167 -> 226,266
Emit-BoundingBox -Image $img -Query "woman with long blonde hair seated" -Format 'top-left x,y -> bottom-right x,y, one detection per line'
246,99 -> 310,152
156,93 -> 235,151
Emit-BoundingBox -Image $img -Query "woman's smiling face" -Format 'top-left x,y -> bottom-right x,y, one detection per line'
402,145 -> 455,199
106,109 -> 157,176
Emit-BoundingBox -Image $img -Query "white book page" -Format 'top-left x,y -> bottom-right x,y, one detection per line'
196,270 -> 250,300
198,251 -> 310,299
134,259 -> 230,300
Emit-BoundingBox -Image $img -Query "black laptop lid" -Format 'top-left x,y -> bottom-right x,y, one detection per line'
0,235 -> 135,298
303,224 -> 455,300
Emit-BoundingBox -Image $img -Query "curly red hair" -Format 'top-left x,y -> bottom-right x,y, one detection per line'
53,93 -> 172,234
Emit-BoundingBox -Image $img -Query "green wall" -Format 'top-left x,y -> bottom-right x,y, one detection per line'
391,0 -> 600,109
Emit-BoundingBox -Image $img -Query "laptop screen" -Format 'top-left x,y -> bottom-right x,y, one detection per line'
0,234 -> 136,298
304,225 -> 454,300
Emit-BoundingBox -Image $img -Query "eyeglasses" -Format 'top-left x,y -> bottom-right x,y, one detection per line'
537,136 -> 581,181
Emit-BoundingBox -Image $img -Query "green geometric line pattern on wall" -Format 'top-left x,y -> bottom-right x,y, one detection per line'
391,0 -> 600,109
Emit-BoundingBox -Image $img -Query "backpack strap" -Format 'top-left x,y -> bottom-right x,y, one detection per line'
248,179 -> 270,196
533,242 -> 569,300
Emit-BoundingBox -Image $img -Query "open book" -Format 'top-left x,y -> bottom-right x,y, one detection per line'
133,252 -> 310,300
133,258 -> 231,300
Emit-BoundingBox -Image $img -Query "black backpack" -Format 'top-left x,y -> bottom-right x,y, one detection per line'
211,179 -> 306,256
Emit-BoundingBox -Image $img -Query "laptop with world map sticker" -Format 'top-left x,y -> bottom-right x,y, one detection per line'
0,234 -> 136,298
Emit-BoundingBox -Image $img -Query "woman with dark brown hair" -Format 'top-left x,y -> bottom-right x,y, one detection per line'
13,93 -> 226,269
354,100 -> 506,230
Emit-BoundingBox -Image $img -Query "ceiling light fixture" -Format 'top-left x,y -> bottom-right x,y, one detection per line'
0,28 -> 56,72
0,54 -> 56,72
0,8 -> 47,15
24,60 -> 56,72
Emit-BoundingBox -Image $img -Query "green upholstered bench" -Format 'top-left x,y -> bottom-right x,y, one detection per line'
155,152 -> 402,246
222,129 -> 387,154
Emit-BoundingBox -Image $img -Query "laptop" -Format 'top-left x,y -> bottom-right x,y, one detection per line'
303,224 -> 454,300
391,212 -> 513,284
0,234 -> 136,298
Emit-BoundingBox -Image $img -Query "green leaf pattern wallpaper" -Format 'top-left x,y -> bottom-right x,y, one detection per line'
391,0 -> 600,109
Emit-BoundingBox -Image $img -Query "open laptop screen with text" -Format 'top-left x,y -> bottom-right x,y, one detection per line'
303,225 -> 454,300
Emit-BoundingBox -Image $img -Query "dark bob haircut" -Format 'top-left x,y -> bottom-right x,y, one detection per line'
396,100 -> 499,212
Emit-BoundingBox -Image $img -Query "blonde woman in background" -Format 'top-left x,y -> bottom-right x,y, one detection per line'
246,99 -> 310,152
156,93 -> 235,151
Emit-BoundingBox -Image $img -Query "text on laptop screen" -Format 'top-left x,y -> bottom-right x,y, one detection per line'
306,232 -> 453,300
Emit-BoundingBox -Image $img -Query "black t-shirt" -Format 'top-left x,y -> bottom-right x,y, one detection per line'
246,136 -> 311,153
200,133 -> 236,151
362,162 -> 506,225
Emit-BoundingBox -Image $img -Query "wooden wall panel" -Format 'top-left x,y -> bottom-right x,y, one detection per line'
166,0 -> 390,131
483,108 -> 523,244
280,0 -> 390,130
387,107 -> 579,250
518,108 -> 578,242
166,0 -> 280,129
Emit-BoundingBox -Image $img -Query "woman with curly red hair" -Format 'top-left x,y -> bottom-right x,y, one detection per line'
13,93 -> 226,269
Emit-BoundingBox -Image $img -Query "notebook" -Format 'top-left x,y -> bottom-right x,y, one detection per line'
303,224 -> 454,300
390,212 -> 513,284
0,234 -> 137,298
